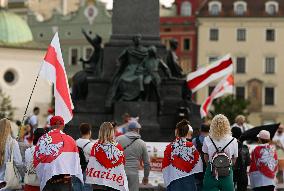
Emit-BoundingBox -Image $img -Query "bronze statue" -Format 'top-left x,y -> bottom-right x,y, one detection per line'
79,29 -> 103,76
141,46 -> 172,112
105,34 -> 148,107
166,39 -> 184,78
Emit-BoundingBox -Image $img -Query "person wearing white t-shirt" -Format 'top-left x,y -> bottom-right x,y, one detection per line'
202,114 -> 238,191
231,115 -> 252,133
272,124 -> 284,183
29,107 -> 40,130
73,123 -> 94,191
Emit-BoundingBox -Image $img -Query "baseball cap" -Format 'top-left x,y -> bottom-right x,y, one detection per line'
50,116 -> 64,126
128,121 -> 141,129
257,130 -> 270,140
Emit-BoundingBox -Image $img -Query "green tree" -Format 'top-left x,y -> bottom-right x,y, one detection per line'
210,95 -> 250,124
0,92 -> 15,120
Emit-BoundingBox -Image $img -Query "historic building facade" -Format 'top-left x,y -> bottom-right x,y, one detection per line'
196,0 -> 284,125
160,0 -> 203,73
27,0 -> 111,77
0,7 -> 51,123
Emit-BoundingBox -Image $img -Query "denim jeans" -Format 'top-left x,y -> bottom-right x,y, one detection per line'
72,172 -> 92,191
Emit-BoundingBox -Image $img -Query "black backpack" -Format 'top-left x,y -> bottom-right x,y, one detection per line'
78,142 -> 91,172
234,142 -> 250,172
210,137 -> 235,177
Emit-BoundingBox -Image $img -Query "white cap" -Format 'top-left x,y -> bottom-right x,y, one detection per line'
257,130 -> 270,140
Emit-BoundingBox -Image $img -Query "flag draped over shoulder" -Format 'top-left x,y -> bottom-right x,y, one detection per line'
200,74 -> 234,118
33,129 -> 83,190
86,141 -> 129,191
39,32 -> 73,124
187,54 -> 233,93
162,138 -> 203,187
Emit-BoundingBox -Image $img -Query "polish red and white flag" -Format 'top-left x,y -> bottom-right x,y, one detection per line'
40,33 -> 73,124
187,54 -> 233,93
200,74 -> 234,118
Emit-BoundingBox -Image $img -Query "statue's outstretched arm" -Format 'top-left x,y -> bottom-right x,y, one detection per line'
159,59 -> 173,78
82,28 -> 96,47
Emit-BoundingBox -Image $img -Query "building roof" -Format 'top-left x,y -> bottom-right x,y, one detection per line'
198,0 -> 284,17
0,9 -> 33,44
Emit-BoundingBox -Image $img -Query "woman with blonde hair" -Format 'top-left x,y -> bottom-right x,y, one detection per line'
85,122 -> 129,191
202,114 -> 238,191
0,118 -> 23,190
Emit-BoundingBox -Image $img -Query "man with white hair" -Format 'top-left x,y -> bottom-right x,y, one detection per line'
116,121 -> 150,191
231,115 -> 252,133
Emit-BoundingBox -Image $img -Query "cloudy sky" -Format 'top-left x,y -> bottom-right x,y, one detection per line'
99,0 -> 175,9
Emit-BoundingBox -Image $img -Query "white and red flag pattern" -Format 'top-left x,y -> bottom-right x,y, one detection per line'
86,141 -> 129,191
40,32 -> 73,124
200,74 -> 234,118
187,54 -> 233,93
162,138 -> 203,187
33,129 -> 83,190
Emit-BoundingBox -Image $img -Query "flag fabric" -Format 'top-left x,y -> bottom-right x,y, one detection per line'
86,141 -> 129,191
187,54 -> 233,93
33,129 -> 83,190
162,138 -> 203,187
40,32 -> 73,124
200,74 -> 234,118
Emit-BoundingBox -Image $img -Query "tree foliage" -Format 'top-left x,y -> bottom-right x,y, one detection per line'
0,92 -> 15,120
210,95 -> 250,124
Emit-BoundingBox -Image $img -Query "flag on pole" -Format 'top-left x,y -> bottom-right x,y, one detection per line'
187,54 -> 233,93
40,33 -> 73,124
200,74 -> 234,118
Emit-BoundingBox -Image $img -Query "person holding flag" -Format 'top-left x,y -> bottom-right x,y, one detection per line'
162,119 -> 203,191
33,116 -> 83,191
85,122 -> 129,191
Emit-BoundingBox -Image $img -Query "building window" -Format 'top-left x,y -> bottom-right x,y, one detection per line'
236,57 -> 246,73
210,29 -> 219,41
234,2 -> 247,16
209,1 -> 221,16
162,38 -> 171,49
265,87 -> 274,105
266,1 -> 279,15
181,1 -> 192,16
70,48 -> 79,65
183,38 -> 191,51
208,86 -> 215,96
265,57 -> 275,74
209,56 -> 218,63
84,47 -> 93,60
266,29 -> 275,41
236,86 -> 245,100
237,28 -> 246,41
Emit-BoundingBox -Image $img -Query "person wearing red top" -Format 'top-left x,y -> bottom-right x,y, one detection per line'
249,130 -> 278,191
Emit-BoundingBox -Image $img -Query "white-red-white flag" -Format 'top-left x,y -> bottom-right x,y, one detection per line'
200,74 -> 234,118
187,54 -> 233,93
34,129 -> 83,190
40,33 -> 73,124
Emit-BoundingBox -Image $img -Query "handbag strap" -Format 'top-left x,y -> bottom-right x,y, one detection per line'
123,138 -> 139,150
8,139 -> 15,163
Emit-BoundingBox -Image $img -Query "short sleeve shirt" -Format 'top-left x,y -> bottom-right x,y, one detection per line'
202,135 -> 238,162
29,115 -> 38,126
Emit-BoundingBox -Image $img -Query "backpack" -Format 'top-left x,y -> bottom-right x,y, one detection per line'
210,137 -> 235,177
78,142 -> 91,172
234,142 -> 250,172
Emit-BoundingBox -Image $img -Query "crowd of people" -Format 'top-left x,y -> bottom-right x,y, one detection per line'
0,111 -> 282,191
